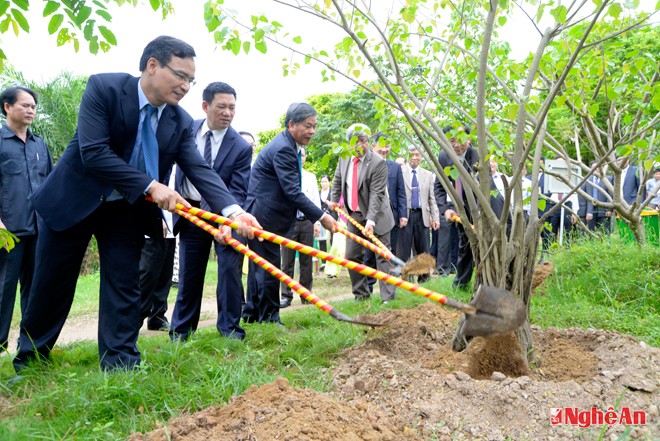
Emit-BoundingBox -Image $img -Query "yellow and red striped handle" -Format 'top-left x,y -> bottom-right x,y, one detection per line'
333,206 -> 405,268
174,203 -> 474,315
450,213 -> 475,231
334,206 -> 389,252
176,210 -> 332,314
335,226 -> 404,268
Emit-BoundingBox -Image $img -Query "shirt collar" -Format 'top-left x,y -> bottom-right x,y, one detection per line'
137,79 -> 166,119
201,120 -> 228,142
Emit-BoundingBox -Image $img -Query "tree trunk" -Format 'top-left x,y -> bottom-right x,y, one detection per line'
451,209 -> 538,368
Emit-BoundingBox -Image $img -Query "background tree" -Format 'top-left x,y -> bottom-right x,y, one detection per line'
203,0 -> 658,363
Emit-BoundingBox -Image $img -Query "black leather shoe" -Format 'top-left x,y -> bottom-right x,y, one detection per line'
147,321 -> 169,331
280,298 -> 292,308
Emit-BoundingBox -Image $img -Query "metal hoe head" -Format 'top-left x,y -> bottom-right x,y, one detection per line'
457,285 -> 526,337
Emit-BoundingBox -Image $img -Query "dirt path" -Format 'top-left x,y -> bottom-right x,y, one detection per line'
6,288 -> 356,346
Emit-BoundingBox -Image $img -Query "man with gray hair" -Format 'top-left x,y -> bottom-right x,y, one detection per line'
326,124 -> 396,303
242,103 -> 337,325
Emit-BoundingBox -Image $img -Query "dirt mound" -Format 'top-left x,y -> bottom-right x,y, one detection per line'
333,303 -> 659,440
128,377 -> 421,441
132,303 -> 659,440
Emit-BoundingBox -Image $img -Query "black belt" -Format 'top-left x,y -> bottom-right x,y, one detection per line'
409,208 -> 422,212
185,198 -> 201,208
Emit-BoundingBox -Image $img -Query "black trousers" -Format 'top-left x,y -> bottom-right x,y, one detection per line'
281,219 -> 314,300
0,234 -> 36,352
139,237 -> 176,329
15,200 -> 145,372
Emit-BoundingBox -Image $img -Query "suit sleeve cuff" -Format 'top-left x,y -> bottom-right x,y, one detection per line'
222,205 -> 244,218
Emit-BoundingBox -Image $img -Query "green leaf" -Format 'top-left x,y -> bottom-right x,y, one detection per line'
98,25 -> 116,45
538,199 -> 546,211
324,0 -> 331,7
229,37 -> 241,55
498,15 -> 507,26
12,0 -> 28,10
95,9 -> 112,21
75,6 -> 92,26
43,1 -> 60,16
48,14 -> 64,35
242,40 -> 251,54
357,30 -> 366,39
255,40 -> 267,54
293,35 -> 302,44
607,3 -> 622,18
149,0 -> 160,11
0,1 -> 8,16
549,5 -> 567,24
89,36 -> 99,55
304,54 -> 311,64
10,8 -> 29,32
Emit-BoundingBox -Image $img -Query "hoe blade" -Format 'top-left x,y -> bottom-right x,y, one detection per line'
458,285 -> 526,337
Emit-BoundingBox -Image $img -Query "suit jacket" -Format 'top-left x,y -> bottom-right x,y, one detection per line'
433,146 -> 505,219
402,165 -> 439,228
433,146 -> 479,216
244,129 -> 324,235
173,120 -> 252,232
331,149 -> 394,235
621,166 -> 642,205
584,176 -> 611,215
31,73 -> 236,240
386,159 -> 407,221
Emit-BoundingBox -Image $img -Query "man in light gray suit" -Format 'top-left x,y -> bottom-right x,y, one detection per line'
327,124 -> 396,302
397,146 -> 439,281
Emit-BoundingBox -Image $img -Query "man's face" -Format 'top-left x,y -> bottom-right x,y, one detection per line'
5,90 -> 36,127
288,116 -> 317,146
654,171 -> 660,181
489,159 -> 498,174
409,149 -> 422,168
376,143 -> 391,159
354,135 -> 369,157
241,133 -> 256,154
145,55 -> 195,106
448,128 -> 470,156
203,93 -> 236,131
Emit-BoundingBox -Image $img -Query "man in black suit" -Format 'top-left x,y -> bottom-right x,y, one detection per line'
242,103 -> 337,325
583,160 -> 612,232
13,36 -> 260,373
170,82 -> 252,341
434,125 -> 505,289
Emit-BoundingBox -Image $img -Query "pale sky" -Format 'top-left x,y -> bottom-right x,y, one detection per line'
3,0 -> 357,135
2,0 -> 556,135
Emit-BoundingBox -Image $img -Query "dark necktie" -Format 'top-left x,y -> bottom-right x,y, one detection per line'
297,150 -> 303,188
351,157 -> 360,211
204,130 -> 213,166
141,104 -> 159,181
411,169 -> 420,209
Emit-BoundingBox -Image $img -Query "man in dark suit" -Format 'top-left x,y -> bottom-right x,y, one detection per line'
583,160 -> 612,232
434,125 -> 505,289
616,156 -> 642,205
242,103 -> 337,325
327,124 -> 396,303
170,82 -> 252,341
13,36 -> 260,373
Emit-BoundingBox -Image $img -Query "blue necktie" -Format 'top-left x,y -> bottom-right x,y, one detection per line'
297,150 -> 303,188
411,169 -> 420,209
142,104 -> 159,181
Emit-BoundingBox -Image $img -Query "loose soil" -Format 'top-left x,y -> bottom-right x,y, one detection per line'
130,303 -> 659,441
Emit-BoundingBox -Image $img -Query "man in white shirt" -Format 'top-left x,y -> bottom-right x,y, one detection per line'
280,148 -> 321,307
645,168 -> 660,209
170,82 -> 253,341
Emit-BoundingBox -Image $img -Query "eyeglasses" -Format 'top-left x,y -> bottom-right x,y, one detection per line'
162,63 -> 196,86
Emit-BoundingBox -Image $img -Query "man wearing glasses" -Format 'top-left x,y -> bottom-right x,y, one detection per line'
13,36 -> 261,374
325,124 -> 396,303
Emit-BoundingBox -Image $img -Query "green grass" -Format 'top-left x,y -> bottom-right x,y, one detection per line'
1,238 -> 658,439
